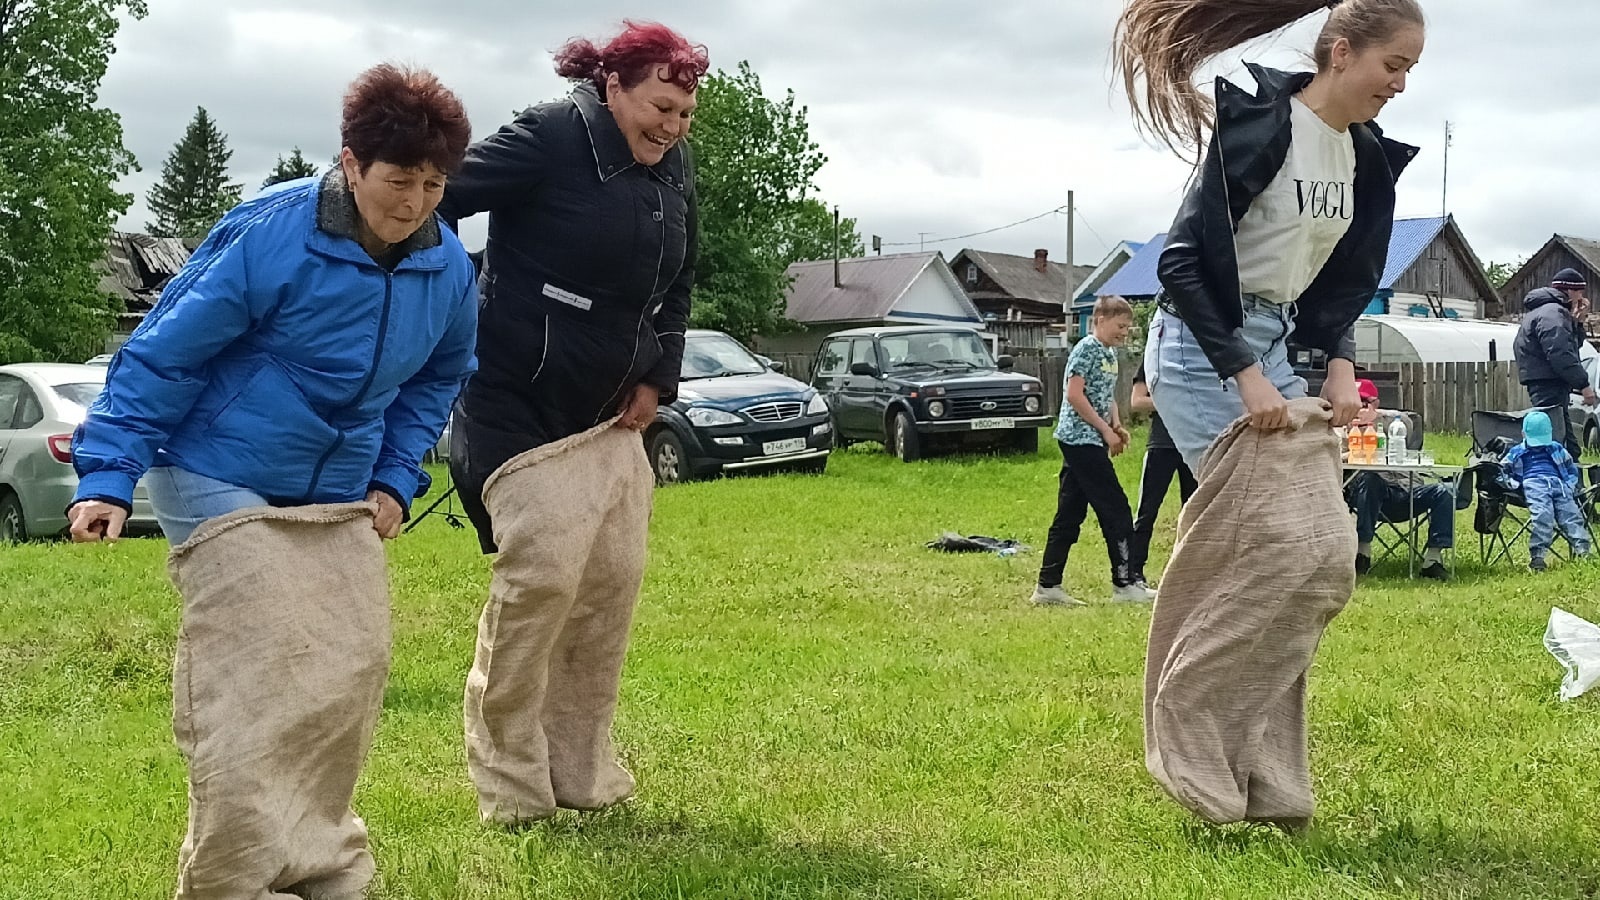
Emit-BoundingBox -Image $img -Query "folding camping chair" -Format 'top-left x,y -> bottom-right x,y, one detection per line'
1469,408 -> 1600,566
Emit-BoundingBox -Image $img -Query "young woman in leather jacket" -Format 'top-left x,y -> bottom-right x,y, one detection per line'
1116,0 -> 1422,470
1114,0 -> 1425,829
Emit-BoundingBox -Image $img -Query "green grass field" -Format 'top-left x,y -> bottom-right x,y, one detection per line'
5,432 -> 1600,899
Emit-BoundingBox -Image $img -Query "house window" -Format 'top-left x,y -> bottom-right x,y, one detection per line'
966,263 -> 978,286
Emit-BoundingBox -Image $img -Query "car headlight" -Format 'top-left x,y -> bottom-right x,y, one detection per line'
927,399 -> 947,418
686,407 -> 742,427
806,394 -> 828,415
1024,396 -> 1042,414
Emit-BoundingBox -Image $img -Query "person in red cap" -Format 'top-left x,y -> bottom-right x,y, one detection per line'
1344,378 -> 1455,579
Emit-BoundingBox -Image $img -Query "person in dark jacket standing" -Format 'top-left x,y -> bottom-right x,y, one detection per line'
67,65 -> 477,897
1128,361 -> 1196,587
1115,0 -> 1423,828
1514,268 -> 1596,458
436,21 -> 707,826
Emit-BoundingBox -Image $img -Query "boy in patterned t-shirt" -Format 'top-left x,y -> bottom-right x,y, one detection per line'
1032,298 -> 1153,606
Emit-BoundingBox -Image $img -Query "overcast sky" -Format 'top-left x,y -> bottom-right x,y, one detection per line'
101,1 -> 1595,271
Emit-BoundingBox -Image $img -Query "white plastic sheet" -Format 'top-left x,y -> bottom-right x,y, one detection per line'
1543,607 -> 1600,701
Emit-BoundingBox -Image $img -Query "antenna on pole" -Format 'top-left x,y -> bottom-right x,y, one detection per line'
1441,120 -> 1453,220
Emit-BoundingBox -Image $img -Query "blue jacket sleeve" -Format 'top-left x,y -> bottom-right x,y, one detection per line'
72,220 -> 265,510
367,274 -> 479,516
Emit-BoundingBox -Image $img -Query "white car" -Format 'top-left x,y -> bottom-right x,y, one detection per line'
0,363 -> 160,541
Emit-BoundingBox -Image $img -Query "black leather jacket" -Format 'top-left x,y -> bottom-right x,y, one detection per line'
437,83 -> 697,552
1156,64 -> 1419,379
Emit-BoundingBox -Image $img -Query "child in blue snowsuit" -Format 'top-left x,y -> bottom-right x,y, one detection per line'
1503,410 -> 1593,571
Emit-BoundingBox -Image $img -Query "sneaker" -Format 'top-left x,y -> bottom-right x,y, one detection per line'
1419,561 -> 1448,581
1030,585 -> 1085,607
1110,582 -> 1157,604
1530,556 -> 1548,572
1354,553 -> 1372,576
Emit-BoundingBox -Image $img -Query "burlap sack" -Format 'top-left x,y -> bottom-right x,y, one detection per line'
1144,398 -> 1356,825
166,502 -> 390,899
464,420 -> 653,825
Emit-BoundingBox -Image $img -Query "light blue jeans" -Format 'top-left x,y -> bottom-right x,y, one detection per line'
145,466 -> 269,544
1523,475 -> 1592,560
1145,298 -> 1309,472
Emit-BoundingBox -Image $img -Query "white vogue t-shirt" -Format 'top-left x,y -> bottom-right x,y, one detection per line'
1234,97 -> 1357,305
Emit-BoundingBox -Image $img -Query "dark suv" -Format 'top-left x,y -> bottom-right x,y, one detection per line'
646,329 -> 832,484
811,326 -> 1049,461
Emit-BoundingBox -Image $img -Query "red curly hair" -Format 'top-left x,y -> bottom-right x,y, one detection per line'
341,64 -> 472,174
554,21 -> 709,96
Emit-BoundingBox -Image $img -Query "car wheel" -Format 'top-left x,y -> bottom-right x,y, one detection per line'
0,492 -> 25,544
1007,428 -> 1039,456
887,410 -> 921,462
649,430 -> 690,485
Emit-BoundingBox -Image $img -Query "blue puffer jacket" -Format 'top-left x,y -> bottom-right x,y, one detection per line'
73,172 -> 479,515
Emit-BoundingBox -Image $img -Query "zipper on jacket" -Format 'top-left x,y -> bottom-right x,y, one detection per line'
308,271 -> 394,499
597,188 -> 666,422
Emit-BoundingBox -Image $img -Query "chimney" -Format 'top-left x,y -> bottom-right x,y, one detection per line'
1033,248 -> 1049,274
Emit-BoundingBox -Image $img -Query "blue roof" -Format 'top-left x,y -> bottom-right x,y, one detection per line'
1378,216 -> 1447,290
1093,218 -> 1453,299
1095,234 -> 1167,298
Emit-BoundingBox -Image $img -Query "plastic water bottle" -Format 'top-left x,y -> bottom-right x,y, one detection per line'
1387,416 -> 1408,464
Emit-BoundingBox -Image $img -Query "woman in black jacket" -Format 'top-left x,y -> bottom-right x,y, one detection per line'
436,21 -> 707,826
1114,0 -> 1424,828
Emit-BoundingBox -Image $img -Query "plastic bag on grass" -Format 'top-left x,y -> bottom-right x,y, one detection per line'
1543,607 -> 1600,701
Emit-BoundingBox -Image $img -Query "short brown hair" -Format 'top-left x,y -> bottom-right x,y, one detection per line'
1094,297 -> 1135,321
341,64 -> 471,174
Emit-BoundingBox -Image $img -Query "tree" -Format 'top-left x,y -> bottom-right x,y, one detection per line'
0,0 -> 148,363
147,106 -> 243,239
262,147 -> 319,189
1485,258 -> 1525,292
687,62 -> 863,341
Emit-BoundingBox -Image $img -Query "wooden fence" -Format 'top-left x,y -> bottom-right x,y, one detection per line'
1383,361 -> 1532,436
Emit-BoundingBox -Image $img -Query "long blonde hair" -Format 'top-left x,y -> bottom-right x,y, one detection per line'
1113,0 -> 1425,159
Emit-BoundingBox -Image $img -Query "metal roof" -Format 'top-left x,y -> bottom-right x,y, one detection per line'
783,252 -> 980,324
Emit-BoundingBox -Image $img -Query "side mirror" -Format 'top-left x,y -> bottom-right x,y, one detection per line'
849,361 -> 879,378
996,355 -> 1015,370
767,359 -> 786,373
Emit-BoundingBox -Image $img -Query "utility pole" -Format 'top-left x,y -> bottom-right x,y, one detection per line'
1065,190 -> 1078,303
1441,121 -> 1453,221
833,206 -> 841,288
917,232 -> 933,252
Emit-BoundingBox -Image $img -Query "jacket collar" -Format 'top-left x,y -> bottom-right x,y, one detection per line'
571,82 -> 688,191
310,169 -> 447,270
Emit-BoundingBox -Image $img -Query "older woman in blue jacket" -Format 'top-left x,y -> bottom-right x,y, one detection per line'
68,66 -> 477,543
64,65 -> 477,898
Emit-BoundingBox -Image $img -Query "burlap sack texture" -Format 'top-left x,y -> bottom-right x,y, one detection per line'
464,420 -> 654,825
166,502 -> 390,900
1144,398 -> 1356,825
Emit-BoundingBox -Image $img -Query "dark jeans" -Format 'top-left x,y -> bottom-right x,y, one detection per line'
1038,442 -> 1134,589
1130,447 -> 1197,581
1527,381 -> 1580,459
1348,472 -> 1455,550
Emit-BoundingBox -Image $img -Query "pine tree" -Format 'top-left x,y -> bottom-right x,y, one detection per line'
262,147 -> 320,188
146,106 -> 243,238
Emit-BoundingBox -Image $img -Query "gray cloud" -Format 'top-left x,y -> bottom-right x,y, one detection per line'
100,0 -> 1600,269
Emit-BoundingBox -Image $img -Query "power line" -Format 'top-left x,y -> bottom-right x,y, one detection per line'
881,204 -> 1069,248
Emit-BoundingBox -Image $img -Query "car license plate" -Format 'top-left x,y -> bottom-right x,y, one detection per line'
970,417 -> 1015,430
762,437 -> 807,455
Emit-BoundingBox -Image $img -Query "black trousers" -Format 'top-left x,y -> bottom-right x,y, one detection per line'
1038,442 -> 1134,589
1527,381 -> 1581,459
1130,447 -> 1197,581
